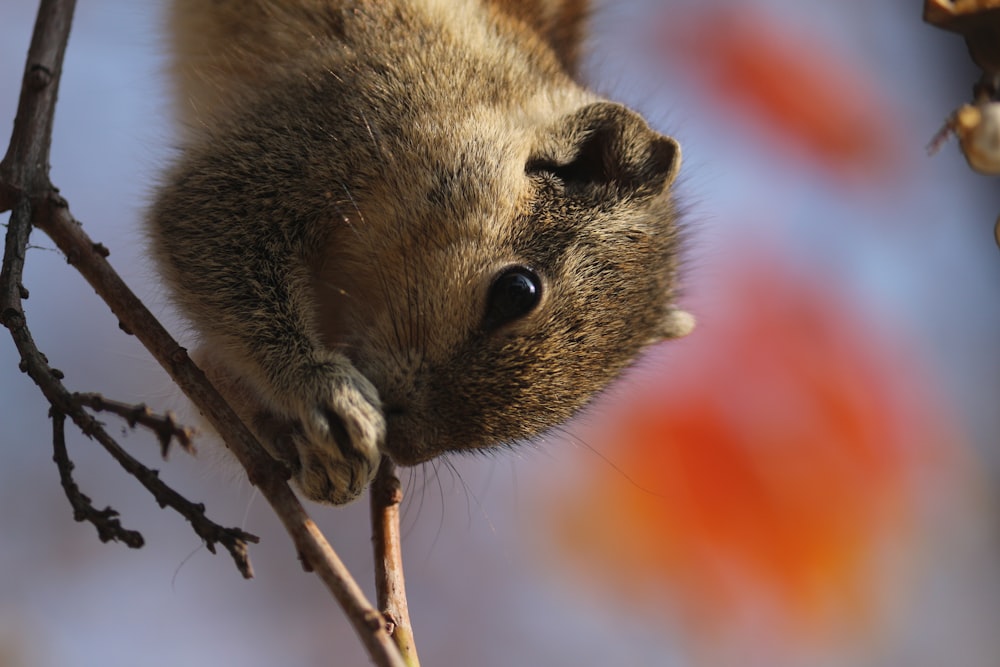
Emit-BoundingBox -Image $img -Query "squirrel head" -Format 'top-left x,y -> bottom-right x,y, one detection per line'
312,98 -> 693,465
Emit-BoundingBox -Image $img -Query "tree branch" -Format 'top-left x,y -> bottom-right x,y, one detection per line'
51,407 -> 145,548
3,198 -> 259,578
924,1 -> 1000,177
0,2 -> 410,665
74,392 -> 196,458
371,458 -> 421,667
0,0 -> 72,201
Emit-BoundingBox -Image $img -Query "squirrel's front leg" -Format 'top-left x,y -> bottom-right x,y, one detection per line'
202,346 -> 384,505
206,307 -> 384,503
233,261 -> 385,505
154,207 -> 385,504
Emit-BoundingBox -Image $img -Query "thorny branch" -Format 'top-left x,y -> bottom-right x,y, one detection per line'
0,2 -> 412,666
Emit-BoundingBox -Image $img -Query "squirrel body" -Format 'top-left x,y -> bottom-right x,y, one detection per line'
152,0 -> 694,504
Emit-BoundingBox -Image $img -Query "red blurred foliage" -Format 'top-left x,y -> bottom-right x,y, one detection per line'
551,250 -> 956,636
655,7 -> 902,181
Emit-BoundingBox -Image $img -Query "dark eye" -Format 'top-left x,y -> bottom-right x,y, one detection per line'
483,266 -> 542,331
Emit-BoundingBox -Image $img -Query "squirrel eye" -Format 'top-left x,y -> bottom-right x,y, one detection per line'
483,266 -> 542,331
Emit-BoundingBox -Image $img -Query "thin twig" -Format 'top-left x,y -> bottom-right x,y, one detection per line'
0,2 -> 408,665
0,1 -> 258,578
2,202 -> 258,576
51,408 -> 145,548
74,392 -> 196,457
72,393 -> 260,577
371,457 -> 421,667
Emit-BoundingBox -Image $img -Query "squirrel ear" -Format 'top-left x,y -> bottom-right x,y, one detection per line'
655,308 -> 695,342
528,102 -> 681,197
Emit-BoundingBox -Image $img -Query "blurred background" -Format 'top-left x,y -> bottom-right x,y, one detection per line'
2,1 -> 999,665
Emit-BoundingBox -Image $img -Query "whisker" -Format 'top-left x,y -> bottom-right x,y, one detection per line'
551,423 -> 669,499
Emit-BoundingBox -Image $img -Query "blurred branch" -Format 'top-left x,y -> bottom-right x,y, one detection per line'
924,1 -> 1000,243
371,458 -> 420,667
0,2 -> 408,666
924,1 -> 1000,177
924,0 -> 1000,76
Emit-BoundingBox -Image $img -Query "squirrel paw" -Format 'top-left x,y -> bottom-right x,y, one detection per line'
255,361 -> 385,504
294,364 -> 384,504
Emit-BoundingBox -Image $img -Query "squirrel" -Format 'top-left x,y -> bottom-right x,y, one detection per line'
150,0 -> 695,505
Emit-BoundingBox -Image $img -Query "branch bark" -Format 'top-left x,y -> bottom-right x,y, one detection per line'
371,458 -> 421,666
74,392 -> 196,457
51,408 -> 146,548
1,2 -> 411,666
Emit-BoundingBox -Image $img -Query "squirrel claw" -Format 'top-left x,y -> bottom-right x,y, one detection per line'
290,363 -> 385,504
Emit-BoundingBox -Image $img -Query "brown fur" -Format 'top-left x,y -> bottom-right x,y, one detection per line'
152,0 -> 693,504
